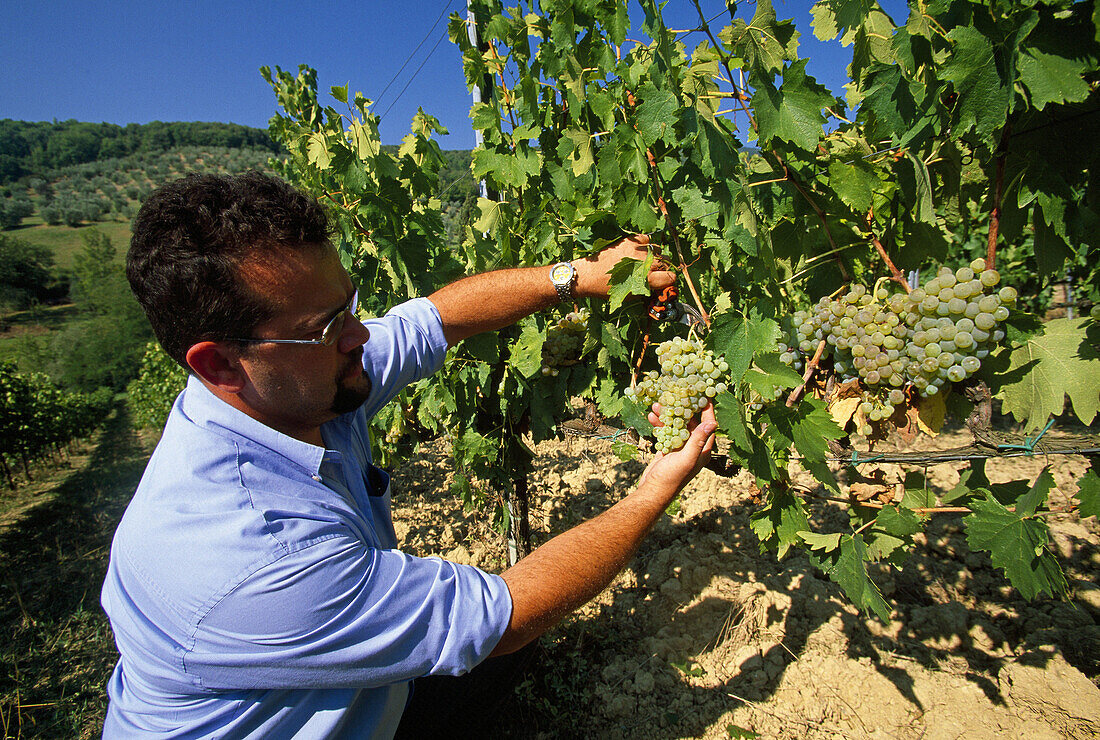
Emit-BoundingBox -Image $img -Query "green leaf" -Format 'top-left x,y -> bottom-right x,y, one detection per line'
635,85 -> 678,147
807,533 -> 891,621
306,132 -> 333,169
828,159 -> 878,214
710,311 -> 782,383
865,505 -> 922,564
472,197 -> 507,234
330,84 -> 349,104
750,485 -> 809,559
751,60 -> 833,151
1017,47 -> 1091,109
1016,468 -> 1054,518
715,390 -> 751,452
607,254 -> 652,312
998,318 -> 1100,430
797,530 -> 842,552
964,493 -> 1067,600
1075,469 -> 1100,519
461,331 -> 500,364
810,0 -> 874,41
509,323 -> 544,378
940,26 -> 1010,142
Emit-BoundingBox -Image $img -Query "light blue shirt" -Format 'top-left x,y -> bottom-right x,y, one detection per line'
101,298 -> 512,739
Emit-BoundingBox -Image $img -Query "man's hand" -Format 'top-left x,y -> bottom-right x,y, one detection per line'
638,403 -> 717,495
574,234 -> 676,299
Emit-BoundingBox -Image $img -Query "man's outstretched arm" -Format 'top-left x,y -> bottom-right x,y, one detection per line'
489,406 -> 717,657
427,235 -> 674,346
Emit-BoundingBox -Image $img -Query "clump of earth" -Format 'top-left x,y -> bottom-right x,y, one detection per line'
390,427 -> 1100,739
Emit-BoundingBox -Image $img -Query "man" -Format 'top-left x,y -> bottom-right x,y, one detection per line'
102,171 -> 716,738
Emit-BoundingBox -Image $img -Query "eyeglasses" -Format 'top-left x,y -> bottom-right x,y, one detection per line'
229,289 -> 359,346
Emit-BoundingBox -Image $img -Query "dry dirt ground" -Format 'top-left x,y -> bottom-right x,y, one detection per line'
389,427 -> 1100,739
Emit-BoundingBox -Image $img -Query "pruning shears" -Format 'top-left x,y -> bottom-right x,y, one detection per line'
648,286 -> 705,328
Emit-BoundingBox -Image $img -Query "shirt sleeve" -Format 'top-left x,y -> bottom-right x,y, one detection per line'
359,298 -> 448,421
184,535 -> 512,692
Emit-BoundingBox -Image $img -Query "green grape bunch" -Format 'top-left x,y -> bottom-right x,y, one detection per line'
780,259 -> 1017,434
625,337 -> 729,453
541,309 -> 589,377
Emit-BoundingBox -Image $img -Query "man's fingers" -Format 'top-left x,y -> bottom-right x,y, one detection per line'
646,270 -> 677,291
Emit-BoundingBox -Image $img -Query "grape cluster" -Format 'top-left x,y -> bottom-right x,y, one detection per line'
541,309 -> 589,377
625,337 -> 729,453
779,260 -> 1016,434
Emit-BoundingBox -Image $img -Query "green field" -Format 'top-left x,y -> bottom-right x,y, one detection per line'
8,218 -> 131,270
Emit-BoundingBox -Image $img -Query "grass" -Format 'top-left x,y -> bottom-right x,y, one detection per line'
0,304 -> 83,368
0,404 -> 156,739
7,219 -> 131,271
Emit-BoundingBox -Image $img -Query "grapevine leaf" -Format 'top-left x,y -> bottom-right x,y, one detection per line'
472,197 -> 507,234
865,506 -> 922,565
612,440 -> 638,462
828,159 -> 877,214
901,471 -> 935,511
1017,47 -> 1091,109
618,395 -> 651,438
607,255 -> 652,312
452,429 -> 498,470
964,493 -> 1067,600
1033,210 -> 1075,279
797,530 -> 842,552
306,132 -> 333,169
1075,469 -> 1100,519
509,323 -> 544,378
829,396 -> 860,429
807,533 -> 892,621
710,311 -> 782,383
913,392 -> 945,436
715,390 -> 751,452
720,0 -> 798,75
764,398 -> 843,492
635,85 -> 678,147
998,318 -> 1100,430
562,128 -> 595,176
749,485 -> 809,559
940,26 -> 1010,142
461,331 -> 500,364
751,60 -> 833,151
765,397 -> 844,464
1018,468 -> 1055,518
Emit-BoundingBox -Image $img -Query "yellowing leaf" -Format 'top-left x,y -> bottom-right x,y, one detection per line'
829,396 -> 861,428
914,392 -> 945,436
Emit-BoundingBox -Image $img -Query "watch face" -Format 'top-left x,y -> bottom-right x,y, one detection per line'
551,263 -> 574,283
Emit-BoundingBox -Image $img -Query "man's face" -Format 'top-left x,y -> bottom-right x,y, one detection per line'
231,246 -> 372,442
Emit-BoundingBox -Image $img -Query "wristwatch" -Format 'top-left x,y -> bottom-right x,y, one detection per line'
549,261 -> 577,302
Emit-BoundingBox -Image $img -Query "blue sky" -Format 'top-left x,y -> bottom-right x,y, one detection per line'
1,1 -> 907,150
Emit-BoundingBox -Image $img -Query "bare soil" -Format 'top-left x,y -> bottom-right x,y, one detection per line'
390,428 -> 1100,739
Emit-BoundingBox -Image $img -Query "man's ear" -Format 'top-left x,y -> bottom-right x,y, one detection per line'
185,341 -> 247,393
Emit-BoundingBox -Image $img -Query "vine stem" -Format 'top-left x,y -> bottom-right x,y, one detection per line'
643,150 -> 711,327
786,339 -> 827,408
769,153 -> 853,282
866,210 -> 909,292
986,124 -> 1011,270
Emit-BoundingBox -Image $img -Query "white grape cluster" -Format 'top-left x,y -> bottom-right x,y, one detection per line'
779,259 -> 1016,433
625,337 -> 729,453
541,309 -> 589,377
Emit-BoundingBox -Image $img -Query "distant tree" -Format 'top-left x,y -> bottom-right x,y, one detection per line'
0,233 -> 56,309
0,196 -> 33,229
53,229 -> 151,390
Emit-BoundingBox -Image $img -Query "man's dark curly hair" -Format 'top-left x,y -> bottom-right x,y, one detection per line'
127,171 -> 331,370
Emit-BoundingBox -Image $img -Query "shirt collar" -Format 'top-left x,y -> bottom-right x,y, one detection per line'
179,375 -> 332,477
